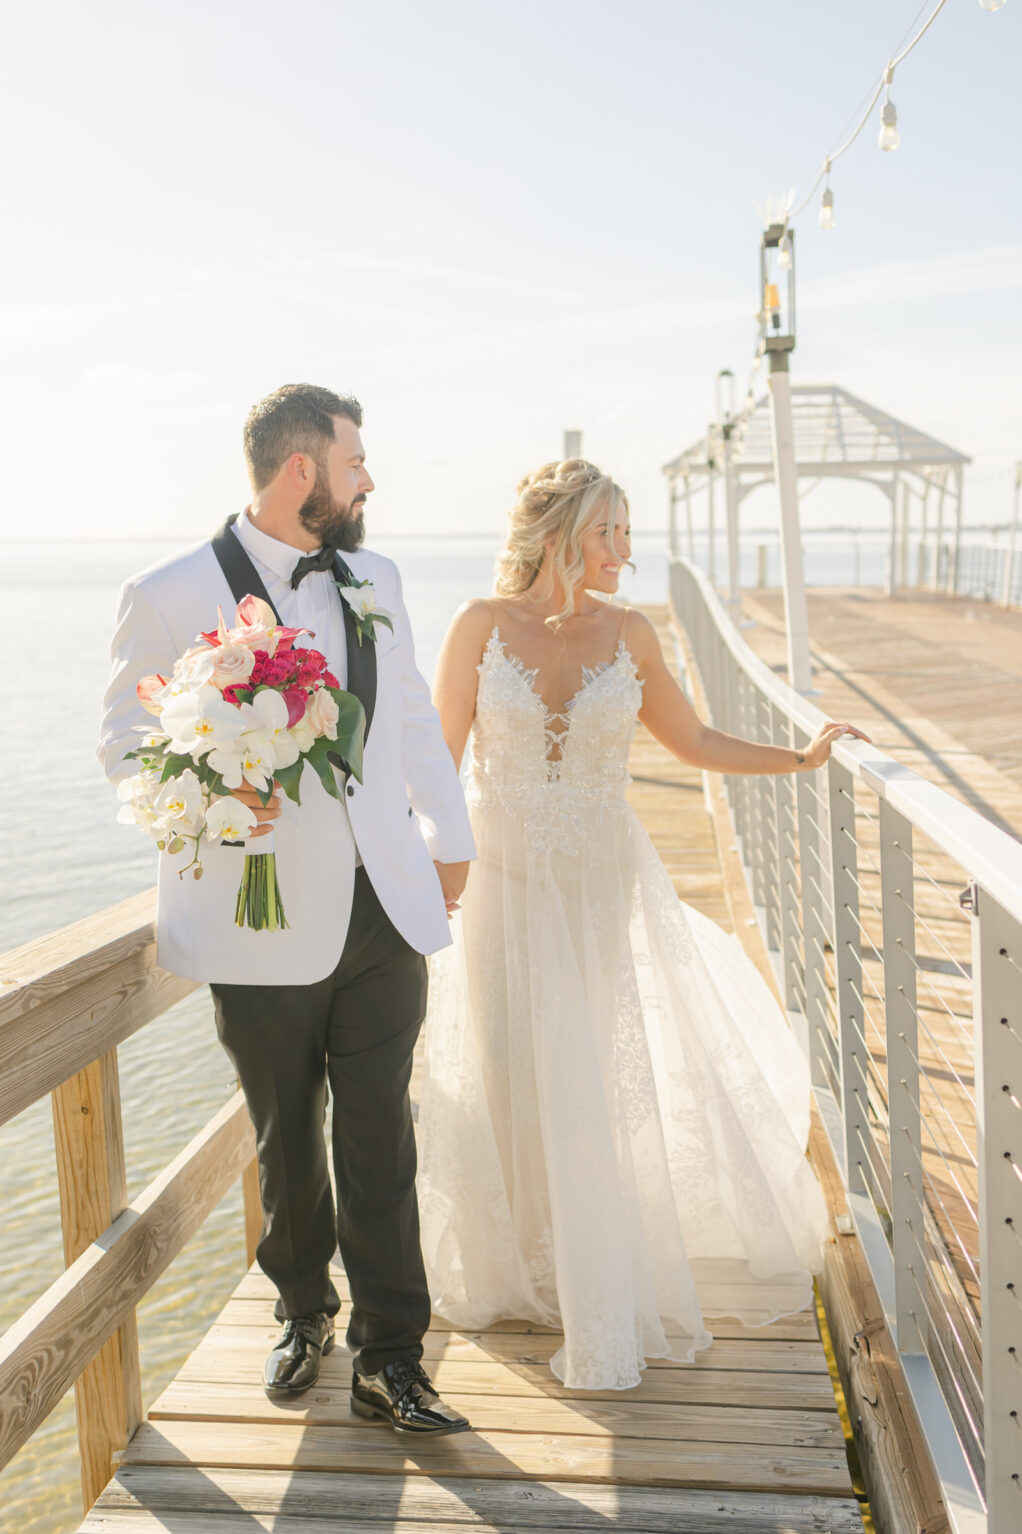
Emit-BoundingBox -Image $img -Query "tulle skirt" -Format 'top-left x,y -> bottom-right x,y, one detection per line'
418,796 -> 829,1390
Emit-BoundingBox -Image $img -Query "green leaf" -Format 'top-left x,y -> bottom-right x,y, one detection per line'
327,691 -> 366,784
374,614 -> 394,635
302,738 -> 339,800
274,759 -> 305,806
160,753 -> 194,783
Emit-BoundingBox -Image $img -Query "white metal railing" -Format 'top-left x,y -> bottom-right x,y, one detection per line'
670,555 -> 1022,1534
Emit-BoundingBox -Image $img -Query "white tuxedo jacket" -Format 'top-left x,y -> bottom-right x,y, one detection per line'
98,534 -> 475,984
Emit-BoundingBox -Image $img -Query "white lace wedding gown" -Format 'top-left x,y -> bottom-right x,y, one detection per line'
418,628 -> 829,1391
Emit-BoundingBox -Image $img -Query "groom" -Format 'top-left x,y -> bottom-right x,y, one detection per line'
99,384 -> 475,1433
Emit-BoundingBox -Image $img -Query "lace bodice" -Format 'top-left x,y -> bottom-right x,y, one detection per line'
467,629 -> 643,848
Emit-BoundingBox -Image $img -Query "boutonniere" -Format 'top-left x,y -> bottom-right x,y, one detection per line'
335,572 -> 395,648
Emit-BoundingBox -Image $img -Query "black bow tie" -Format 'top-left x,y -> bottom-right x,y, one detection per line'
290,545 -> 337,589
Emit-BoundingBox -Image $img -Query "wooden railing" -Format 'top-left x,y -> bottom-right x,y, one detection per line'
671,555 -> 1022,1534
0,890 -> 260,1512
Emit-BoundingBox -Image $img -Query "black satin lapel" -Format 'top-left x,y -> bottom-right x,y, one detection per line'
334,555 -> 377,749
209,514 -> 283,624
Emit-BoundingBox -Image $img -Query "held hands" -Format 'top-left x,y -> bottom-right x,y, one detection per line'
435,860 -> 469,917
231,784 -> 282,839
802,721 -> 872,771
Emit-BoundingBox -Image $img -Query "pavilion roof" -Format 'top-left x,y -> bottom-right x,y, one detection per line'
663,383 -> 971,484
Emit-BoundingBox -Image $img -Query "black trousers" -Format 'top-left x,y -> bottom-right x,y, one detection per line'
210,867 -> 430,1375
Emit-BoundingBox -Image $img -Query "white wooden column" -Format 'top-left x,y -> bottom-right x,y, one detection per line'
767,360 -> 812,692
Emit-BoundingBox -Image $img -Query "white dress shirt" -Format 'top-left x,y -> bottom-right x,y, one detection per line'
233,509 -> 350,690
233,510 -> 360,859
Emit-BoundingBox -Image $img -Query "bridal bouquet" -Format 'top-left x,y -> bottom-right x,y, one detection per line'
117,594 -> 364,931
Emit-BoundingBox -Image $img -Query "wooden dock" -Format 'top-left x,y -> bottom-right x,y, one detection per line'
73,607 -> 864,1534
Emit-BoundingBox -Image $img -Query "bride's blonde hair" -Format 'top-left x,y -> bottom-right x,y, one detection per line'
494,459 -> 629,617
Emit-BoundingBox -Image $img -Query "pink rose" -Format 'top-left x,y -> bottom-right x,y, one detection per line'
204,642 -> 256,690
305,687 -> 339,740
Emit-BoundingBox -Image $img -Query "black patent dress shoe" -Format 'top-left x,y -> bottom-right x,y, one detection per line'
351,1358 -> 471,1434
263,1313 -> 335,1396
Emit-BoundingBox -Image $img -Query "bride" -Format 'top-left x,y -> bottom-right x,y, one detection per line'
417,458 -> 865,1392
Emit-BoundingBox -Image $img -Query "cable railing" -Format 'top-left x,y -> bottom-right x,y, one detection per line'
671,554 -> 1022,1534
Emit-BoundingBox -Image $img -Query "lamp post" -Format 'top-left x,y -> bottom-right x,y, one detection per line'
760,223 -> 813,693
716,368 -> 742,608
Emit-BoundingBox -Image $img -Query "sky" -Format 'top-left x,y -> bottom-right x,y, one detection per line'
0,0 -> 1019,543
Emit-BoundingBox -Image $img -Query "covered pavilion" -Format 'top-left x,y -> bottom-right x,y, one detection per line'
662,383 -> 971,594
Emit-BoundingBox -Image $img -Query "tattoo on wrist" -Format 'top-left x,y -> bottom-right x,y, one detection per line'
795,751 -> 806,766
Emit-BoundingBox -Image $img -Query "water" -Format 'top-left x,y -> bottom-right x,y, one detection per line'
0,531 -> 670,1533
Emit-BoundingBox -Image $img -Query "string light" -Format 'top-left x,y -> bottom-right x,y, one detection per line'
786,1 -> 953,225
978,0 -> 1006,11
879,68 -> 900,151
819,184 -> 836,230
778,231 -> 794,269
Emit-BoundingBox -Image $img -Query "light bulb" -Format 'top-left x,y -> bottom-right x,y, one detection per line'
819,186 -> 835,230
879,100 -> 900,152
778,232 -> 793,270
979,0 -> 1005,12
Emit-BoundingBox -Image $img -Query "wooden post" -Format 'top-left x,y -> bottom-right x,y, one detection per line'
898,480 -> 911,591
886,475 -> 899,596
950,468 -> 964,595
879,802 -> 924,1355
771,706 -> 802,1012
969,886 -> 1022,1532
51,1049 -> 143,1511
766,359 -> 813,692
683,474 -> 695,562
723,434 -> 741,607
242,1155 -> 263,1268
917,482 -> 930,588
796,763 -> 832,1092
827,759 -> 869,1196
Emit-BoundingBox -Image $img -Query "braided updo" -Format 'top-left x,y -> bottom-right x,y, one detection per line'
494,459 -> 628,617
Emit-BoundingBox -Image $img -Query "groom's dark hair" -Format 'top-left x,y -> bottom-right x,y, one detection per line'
244,383 -> 363,490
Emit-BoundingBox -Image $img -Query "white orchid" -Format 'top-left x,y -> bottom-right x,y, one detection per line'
289,714 -> 317,753
238,689 -> 300,769
154,770 -> 205,839
116,771 -> 163,833
204,796 -> 259,843
339,582 -> 386,622
207,731 -> 277,790
161,684 -> 242,758
336,576 -> 393,647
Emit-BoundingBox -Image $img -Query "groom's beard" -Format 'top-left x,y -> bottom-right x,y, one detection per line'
299,475 -> 366,554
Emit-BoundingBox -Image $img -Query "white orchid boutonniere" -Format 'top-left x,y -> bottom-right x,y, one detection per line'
335,573 -> 394,647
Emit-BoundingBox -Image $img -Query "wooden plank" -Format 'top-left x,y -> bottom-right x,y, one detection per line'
84,1464 -> 865,1533
0,890 -> 197,1126
0,1091 -> 254,1473
52,1047 -> 143,1511
118,1418 -> 855,1496
0,890 -> 159,1017
187,1325 -> 830,1377
214,1288 -> 822,1337
150,1379 -> 845,1448
172,1352 -> 839,1411
222,1284 -> 821,1341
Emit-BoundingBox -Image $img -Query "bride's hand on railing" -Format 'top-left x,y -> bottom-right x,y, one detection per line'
802,720 -> 872,770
